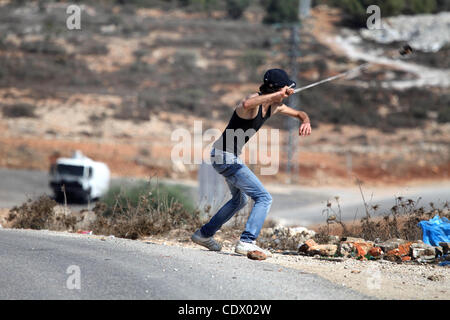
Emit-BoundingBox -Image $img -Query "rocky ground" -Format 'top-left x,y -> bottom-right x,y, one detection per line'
139,231 -> 450,300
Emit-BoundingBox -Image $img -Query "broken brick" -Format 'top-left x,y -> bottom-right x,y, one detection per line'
401,256 -> 411,262
387,242 -> 412,258
354,242 -> 373,258
368,246 -> 383,257
398,242 -> 412,256
339,240 -> 373,258
378,238 -> 409,253
298,239 -> 318,254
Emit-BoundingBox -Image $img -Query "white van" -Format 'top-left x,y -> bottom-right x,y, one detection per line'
49,151 -> 110,203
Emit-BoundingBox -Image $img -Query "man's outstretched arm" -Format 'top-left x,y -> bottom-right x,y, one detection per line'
273,104 -> 312,136
241,87 -> 293,110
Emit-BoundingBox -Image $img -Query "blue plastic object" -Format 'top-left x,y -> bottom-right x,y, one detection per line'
418,215 -> 450,246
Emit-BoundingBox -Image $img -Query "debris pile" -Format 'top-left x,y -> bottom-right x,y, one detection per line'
259,226 -> 316,250
261,215 -> 449,265
297,236 -> 449,265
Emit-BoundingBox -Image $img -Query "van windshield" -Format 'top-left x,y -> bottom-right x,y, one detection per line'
57,164 -> 84,177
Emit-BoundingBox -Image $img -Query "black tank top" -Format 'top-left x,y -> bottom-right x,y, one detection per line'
213,103 -> 272,155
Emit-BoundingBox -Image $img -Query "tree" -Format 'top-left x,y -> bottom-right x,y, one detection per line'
225,0 -> 250,19
262,0 -> 299,24
323,0 -> 443,27
404,0 -> 437,14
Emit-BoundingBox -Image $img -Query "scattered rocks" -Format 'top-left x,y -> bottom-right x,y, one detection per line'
338,239 -> 374,259
308,244 -> 338,257
340,237 -> 365,243
263,223 -> 446,266
262,226 -> 316,251
427,274 -> 444,282
297,233 -> 444,265
410,242 -> 437,263
298,239 -> 318,254
378,238 -> 409,253
338,241 -> 356,258
247,250 -> 267,261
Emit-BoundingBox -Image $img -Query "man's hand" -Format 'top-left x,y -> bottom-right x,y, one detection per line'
272,105 -> 312,137
299,122 -> 311,136
272,86 -> 294,103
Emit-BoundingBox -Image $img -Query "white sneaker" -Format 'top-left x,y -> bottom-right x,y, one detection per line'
235,240 -> 272,257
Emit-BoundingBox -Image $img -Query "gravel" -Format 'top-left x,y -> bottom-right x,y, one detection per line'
147,235 -> 450,300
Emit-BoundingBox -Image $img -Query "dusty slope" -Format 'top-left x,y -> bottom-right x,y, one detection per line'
0,2 -> 448,186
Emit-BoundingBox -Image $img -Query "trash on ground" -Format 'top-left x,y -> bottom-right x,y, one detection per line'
418,215 -> 450,246
77,230 -> 93,235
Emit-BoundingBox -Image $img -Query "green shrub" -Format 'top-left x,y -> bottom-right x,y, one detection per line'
410,106 -> 427,119
101,181 -> 196,214
322,0 -> 443,27
177,0 -> 222,13
78,40 -> 109,55
239,49 -> 266,69
8,195 -> 76,231
20,40 -> 66,55
436,0 -> 450,11
437,106 -> 450,123
172,51 -> 198,73
167,88 -> 205,111
2,104 -> 37,118
225,0 -> 250,19
262,0 -> 299,24
403,0 -> 436,14
93,180 -> 200,239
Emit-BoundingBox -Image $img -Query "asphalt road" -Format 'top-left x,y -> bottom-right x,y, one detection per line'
0,229 -> 371,299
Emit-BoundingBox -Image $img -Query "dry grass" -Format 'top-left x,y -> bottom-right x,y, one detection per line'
6,179 -> 203,240
88,179 -> 203,239
7,195 -> 77,231
90,197 -> 201,240
315,185 -> 450,243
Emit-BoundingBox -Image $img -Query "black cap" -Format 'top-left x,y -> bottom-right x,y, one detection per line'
263,69 -> 296,89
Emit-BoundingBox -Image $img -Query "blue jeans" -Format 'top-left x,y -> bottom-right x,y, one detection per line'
200,148 -> 272,243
